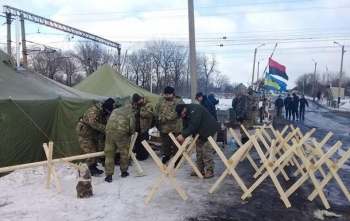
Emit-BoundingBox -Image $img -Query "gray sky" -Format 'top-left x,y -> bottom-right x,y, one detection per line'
1,0 -> 349,88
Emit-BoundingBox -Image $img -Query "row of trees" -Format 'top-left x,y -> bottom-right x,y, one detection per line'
295,71 -> 350,96
17,40 -> 236,97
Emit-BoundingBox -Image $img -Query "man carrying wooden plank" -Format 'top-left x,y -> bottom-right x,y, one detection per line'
175,103 -> 220,179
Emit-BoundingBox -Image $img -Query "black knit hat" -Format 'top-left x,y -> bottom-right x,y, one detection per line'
132,93 -> 142,103
105,97 -> 115,104
164,86 -> 175,94
175,104 -> 186,117
103,101 -> 114,112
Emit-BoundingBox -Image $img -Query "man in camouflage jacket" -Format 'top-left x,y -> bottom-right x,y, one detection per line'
76,100 -> 114,176
132,93 -> 154,161
155,86 -> 184,165
248,87 -> 259,129
104,101 -> 135,183
232,85 -> 252,145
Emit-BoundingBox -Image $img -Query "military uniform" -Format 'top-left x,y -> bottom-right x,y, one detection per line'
104,101 -> 135,177
76,102 -> 107,166
132,96 -> 154,160
232,94 -> 252,143
249,91 -> 259,128
155,95 -> 184,161
179,104 -> 220,178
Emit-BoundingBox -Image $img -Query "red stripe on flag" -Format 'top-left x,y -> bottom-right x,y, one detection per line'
269,58 -> 286,72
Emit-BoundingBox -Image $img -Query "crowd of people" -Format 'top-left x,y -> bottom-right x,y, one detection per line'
274,93 -> 309,121
76,86 -> 221,182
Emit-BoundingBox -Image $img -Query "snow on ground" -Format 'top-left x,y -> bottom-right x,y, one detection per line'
313,98 -> 350,112
183,98 -> 233,110
0,144 -> 240,221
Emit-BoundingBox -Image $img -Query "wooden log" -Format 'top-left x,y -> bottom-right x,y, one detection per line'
43,143 -> 62,193
45,142 -> 54,189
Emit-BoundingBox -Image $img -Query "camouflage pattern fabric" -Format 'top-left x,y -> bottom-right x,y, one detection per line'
104,132 -> 130,175
132,97 -> 154,134
76,102 -> 108,166
155,96 -> 184,134
195,133 -> 217,170
249,92 -> 259,127
240,119 -> 250,138
78,137 -> 99,166
104,101 -> 135,175
160,132 -> 181,157
232,95 -> 252,120
106,101 -> 135,134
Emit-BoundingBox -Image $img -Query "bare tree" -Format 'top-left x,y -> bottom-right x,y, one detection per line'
29,50 -> 63,80
73,41 -> 113,76
197,53 -> 220,94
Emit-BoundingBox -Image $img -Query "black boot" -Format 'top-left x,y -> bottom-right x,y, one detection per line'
88,165 -> 103,176
162,156 -> 170,164
121,171 -> 129,178
105,175 -> 112,183
174,156 -> 182,168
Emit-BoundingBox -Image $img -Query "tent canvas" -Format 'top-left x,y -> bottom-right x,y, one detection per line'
0,50 -> 126,168
73,64 -> 161,106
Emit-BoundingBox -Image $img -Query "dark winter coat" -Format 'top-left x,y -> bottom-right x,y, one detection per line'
299,98 -> 309,109
284,97 -> 292,109
291,95 -> 300,110
200,95 -> 217,120
208,94 -> 219,105
181,104 -> 220,141
275,98 -> 284,108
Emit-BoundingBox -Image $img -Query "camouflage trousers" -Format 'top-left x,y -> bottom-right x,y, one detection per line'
104,131 -> 130,175
195,133 -> 217,170
78,136 -> 100,166
249,111 -> 258,128
240,120 -> 250,139
160,132 -> 181,157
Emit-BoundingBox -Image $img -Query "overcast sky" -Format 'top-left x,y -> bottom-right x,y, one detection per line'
1,0 -> 349,88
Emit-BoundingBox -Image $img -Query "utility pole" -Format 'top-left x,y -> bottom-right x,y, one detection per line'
334,42 -> 345,100
251,44 -> 264,89
311,59 -> 317,96
188,0 -> 197,103
257,58 -> 264,84
150,55 -> 154,93
6,13 -> 11,56
117,48 -> 121,74
20,14 -> 28,67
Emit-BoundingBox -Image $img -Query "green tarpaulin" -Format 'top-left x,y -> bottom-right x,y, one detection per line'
73,64 -> 161,106
0,50 -> 126,168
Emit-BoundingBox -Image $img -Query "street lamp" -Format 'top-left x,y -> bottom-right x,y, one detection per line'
257,58 -> 264,84
334,41 -> 346,100
251,44 -> 265,89
311,59 -> 317,96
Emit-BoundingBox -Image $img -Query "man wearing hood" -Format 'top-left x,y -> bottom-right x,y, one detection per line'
132,93 -> 154,161
155,86 -> 184,166
195,92 -> 217,120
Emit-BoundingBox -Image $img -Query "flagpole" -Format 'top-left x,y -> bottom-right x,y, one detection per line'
257,43 -> 278,88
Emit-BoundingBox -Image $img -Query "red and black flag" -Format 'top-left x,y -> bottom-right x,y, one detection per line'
269,58 -> 288,80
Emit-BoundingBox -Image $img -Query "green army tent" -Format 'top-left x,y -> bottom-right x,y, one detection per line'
73,64 -> 161,106
0,50 -> 126,168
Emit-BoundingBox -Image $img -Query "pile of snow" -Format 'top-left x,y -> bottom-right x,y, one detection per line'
183,98 -> 233,110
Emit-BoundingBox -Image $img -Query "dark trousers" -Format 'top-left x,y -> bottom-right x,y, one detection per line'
285,108 -> 292,119
277,108 -> 283,117
299,107 -> 306,119
292,108 -> 299,120
134,130 -> 149,159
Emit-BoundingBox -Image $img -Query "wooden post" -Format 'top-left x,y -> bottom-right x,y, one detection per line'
45,142 -> 54,189
128,132 -> 143,175
43,143 -> 62,193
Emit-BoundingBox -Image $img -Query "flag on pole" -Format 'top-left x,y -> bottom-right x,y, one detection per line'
264,73 -> 288,92
269,58 -> 288,80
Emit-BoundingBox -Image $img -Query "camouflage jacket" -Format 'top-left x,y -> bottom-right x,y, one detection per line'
106,101 -> 135,135
250,92 -> 260,111
155,96 -> 184,133
77,102 -> 107,138
132,97 -> 154,134
232,95 -> 252,120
